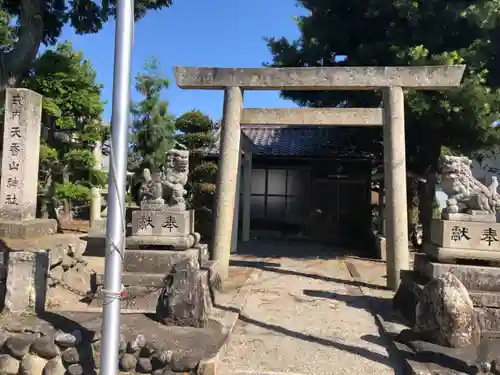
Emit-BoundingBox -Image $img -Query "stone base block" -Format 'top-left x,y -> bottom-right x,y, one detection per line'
431,219 -> 500,250
123,248 -> 200,273
131,209 -> 195,236
414,252 -> 500,292
424,243 -> 500,263
82,233 -> 106,256
4,251 -> 49,314
89,218 -> 107,232
94,268 -> 214,316
126,232 -> 201,251
374,234 -> 386,261
441,211 -> 497,222
0,218 -> 57,239
96,272 -> 165,287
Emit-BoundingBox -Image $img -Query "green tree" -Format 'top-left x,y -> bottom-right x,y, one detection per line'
129,57 -> 176,176
267,0 -> 500,239
175,110 -> 218,238
24,41 -> 107,222
0,0 -> 174,91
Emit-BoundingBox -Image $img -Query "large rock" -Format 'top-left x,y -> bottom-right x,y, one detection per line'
0,354 -> 20,375
43,357 -> 66,375
415,272 -> 481,348
20,354 -> 47,375
119,353 -> 137,372
5,335 -> 33,359
30,337 -> 61,359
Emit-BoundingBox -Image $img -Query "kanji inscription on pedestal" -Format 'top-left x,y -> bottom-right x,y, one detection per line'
0,89 -> 43,221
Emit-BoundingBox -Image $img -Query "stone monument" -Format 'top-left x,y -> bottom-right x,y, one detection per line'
0,89 -> 57,238
93,148 -> 216,328
394,155 -> 500,345
426,155 -> 500,262
127,148 -> 201,249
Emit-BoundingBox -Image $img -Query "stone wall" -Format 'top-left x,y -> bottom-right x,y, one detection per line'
46,242 -> 93,310
0,329 -> 200,374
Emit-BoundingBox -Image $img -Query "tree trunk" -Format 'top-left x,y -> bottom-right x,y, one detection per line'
0,0 -> 45,93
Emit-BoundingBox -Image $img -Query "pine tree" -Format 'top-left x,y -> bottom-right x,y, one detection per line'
24,41 -> 107,222
175,110 -> 218,238
130,57 -> 176,173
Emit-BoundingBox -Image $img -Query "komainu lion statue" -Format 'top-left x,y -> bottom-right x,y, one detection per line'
439,155 -> 500,215
137,148 -> 189,210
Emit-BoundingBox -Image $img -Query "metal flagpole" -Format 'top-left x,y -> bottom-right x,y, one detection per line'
100,0 -> 134,374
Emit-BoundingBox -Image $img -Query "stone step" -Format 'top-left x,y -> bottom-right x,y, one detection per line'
123,248 -> 200,273
96,272 -> 165,287
414,252 -> 500,292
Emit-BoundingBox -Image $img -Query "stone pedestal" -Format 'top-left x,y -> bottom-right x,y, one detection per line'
425,219 -> 500,262
393,217 -> 500,335
127,208 -> 200,250
0,89 -> 57,238
92,205 -> 213,328
92,244 -> 213,324
3,251 -> 49,314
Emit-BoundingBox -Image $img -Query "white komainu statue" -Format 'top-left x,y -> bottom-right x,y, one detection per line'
439,155 -> 500,215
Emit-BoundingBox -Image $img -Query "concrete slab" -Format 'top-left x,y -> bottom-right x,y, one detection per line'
174,65 -> 466,90
240,108 -> 383,126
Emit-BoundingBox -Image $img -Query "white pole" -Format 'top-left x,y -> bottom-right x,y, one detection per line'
99,1 -> 134,374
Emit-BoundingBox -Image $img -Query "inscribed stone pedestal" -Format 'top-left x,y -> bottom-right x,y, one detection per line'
131,210 -> 195,237
431,219 -> 500,251
0,89 -> 56,238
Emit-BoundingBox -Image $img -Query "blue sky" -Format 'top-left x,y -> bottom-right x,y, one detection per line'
58,0 -> 307,122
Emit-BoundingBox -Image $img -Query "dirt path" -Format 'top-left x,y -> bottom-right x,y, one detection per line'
220,244 -> 401,375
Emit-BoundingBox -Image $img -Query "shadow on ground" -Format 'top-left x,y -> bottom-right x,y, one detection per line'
230,258 -> 390,292
303,289 -> 481,374
236,239 -> 377,260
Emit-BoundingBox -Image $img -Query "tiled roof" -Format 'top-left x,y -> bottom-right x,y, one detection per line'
203,126 -> 371,158
242,126 -> 371,158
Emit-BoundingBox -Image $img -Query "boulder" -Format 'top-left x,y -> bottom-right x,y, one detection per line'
5,335 -> 33,359
30,337 -> 61,359
415,272 -> 481,348
66,364 -> 83,375
0,354 -> 20,375
54,330 -> 81,348
61,347 -> 80,365
20,354 -> 47,375
119,353 -> 137,372
43,357 -> 66,375
136,357 -> 153,373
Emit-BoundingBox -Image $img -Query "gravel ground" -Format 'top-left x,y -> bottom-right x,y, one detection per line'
220,249 -> 401,375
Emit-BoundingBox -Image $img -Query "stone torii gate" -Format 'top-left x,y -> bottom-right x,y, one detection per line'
174,65 -> 465,290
